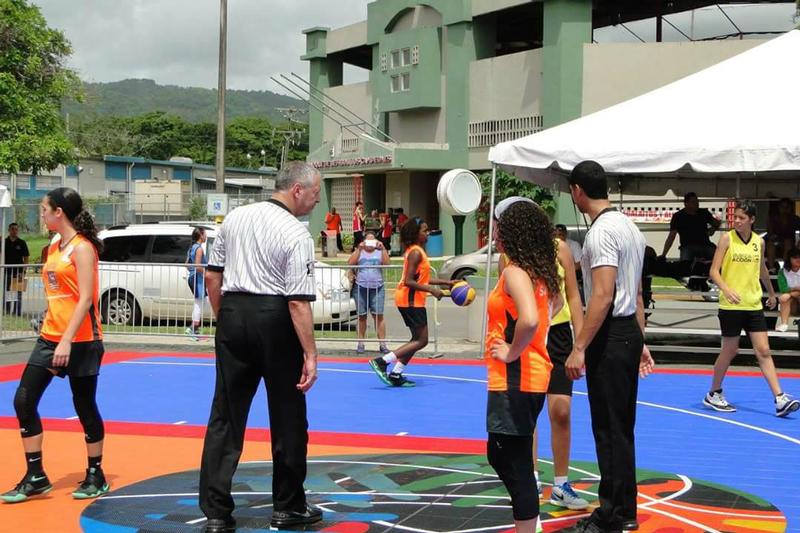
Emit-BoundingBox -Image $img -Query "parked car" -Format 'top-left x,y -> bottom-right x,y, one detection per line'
438,244 -> 501,280
21,223 -> 356,327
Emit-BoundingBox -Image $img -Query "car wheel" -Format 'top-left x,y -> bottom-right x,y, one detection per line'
452,268 -> 477,281
101,290 -> 140,326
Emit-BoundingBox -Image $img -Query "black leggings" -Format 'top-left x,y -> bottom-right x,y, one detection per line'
487,433 -> 538,521
13,365 -> 104,443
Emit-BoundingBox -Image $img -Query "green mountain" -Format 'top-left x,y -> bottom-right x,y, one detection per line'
63,79 -> 307,123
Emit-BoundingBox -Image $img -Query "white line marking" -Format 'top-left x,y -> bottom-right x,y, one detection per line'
373,520 -> 513,533
66,416 -> 79,420
396,431 -> 409,436
173,421 -> 187,425
119,361 -> 800,445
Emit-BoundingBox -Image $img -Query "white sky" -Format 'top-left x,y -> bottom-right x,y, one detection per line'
31,1 -> 798,94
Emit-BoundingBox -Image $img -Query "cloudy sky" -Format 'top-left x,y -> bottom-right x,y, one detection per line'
32,1 -> 798,94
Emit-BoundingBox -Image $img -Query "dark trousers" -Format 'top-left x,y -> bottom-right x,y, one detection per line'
4,271 -> 22,316
585,315 -> 643,530
199,293 -> 309,520
336,232 -> 344,252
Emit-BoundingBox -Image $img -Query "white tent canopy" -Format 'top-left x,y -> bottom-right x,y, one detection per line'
488,30 -> 800,196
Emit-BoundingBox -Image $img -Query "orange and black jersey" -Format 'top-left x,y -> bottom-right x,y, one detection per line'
40,234 -> 102,343
484,271 -> 552,393
484,271 -> 552,436
394,244 -> 430,308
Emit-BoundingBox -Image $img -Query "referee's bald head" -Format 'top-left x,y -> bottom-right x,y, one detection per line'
275,161 -> 321,191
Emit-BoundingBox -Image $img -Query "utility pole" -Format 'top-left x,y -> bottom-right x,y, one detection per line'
215,0 -> 227,193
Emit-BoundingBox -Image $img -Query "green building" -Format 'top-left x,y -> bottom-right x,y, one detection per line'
302,0 -> 786,255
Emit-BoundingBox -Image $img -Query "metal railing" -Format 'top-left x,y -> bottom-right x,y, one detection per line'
0,263 -> 441,353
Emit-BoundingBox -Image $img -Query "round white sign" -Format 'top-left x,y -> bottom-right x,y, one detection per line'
438,169 -> 481,216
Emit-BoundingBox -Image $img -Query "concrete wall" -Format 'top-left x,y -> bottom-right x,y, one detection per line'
322,81 -> 373,144
385,170 -> 411,212
472,0 -> 532,17
582,39 -> 764,114
326,21 -> 368,53
469,49 -> 543,121
78,159 -> 107,196
390,5 -> 444,32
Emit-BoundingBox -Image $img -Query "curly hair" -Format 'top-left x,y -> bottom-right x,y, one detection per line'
498,201 -> 559,298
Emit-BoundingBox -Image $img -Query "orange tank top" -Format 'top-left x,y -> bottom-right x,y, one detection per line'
394,244 -> 430,308
485,271 -> 552,393
40,234 -> 103,343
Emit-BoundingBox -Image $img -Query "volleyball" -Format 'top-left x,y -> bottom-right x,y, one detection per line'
449,281 -> 476,307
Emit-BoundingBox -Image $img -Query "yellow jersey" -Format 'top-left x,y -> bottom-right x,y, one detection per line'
551,239 -> 571,326
719,230 -> 763,311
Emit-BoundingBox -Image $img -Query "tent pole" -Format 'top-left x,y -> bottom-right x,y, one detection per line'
479,165 -> 498,357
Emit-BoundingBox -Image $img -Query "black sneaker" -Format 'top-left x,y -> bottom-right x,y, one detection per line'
562,518 -> 621,533
270,503 -> 323,528
1,473 -> 52,503
205,517 -> 236,532
368,357 -> 391,385
388,372 -> 416,388
72,467 -> 110,499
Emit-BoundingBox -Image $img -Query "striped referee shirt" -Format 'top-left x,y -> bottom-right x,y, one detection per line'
207,199 -> 316,301
581,209 -> 646,317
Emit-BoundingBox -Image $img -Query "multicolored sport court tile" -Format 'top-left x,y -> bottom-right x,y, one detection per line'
0,352 -> 798,532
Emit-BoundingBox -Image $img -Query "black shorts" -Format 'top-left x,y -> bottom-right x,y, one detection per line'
398,307 -> 428,330
546,322 -> 574,396
718,309 -> 768,337
28,337 -> 105,378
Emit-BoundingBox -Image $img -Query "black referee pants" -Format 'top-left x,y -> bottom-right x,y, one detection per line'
585,315 -> 643,531
200,293 -> 309,519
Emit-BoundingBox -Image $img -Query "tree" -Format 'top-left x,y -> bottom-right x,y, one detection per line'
476,169 -> 555,243
0,0 -> 80,173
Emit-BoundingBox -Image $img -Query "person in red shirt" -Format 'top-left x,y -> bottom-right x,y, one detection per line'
325,207 -> 344,252
352,202 -> 365,251
379,211 -> 392,252
395,208 -> 409,229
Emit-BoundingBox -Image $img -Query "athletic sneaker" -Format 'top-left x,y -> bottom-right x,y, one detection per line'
388,372 -> 416,388
72,467 -> 110,499
703,390 -> 736,413
368,357 -> 391,385
379,343 -> 390,354
550,481 -> 590,510
356,342 -> 365,354
775,322 -> 789,333
185,327 -> 199,341
776,393 -> 800,418
1,473 -> 52,503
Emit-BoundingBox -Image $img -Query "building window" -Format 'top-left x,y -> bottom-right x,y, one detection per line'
35,176 -> 61,190
390,47 -> 412,69
391,72 -> 410,93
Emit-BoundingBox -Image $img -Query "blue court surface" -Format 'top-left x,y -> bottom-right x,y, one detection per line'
1,354 -> 799,530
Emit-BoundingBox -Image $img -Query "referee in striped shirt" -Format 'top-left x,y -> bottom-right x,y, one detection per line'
199,161 -> 323,532
564,161 -> 655,533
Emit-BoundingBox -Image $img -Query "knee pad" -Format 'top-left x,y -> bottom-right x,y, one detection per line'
73,396 -> 104,443
13,386 -> 43,438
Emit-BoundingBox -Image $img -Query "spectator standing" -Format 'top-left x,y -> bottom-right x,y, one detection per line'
325,207 -> 344,253
365,209 -> 381,235
348,231 -> 390,355
4,222 -> 29,316
199,161 -> 323,532
352,201 -> 365,250
766,197 -> 800,272
395,208 -> 409,229
776,247 -> 800,332
661,192 -> 721,262
379,211 -> 393,251
186,227 -> 208,339
555,224 -> 582,272
564,161 -> 654,533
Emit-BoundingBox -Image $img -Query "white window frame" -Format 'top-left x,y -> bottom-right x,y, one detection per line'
390,72 -> 410,93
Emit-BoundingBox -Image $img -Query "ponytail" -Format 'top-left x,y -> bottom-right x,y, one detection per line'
72,210 -> 103,253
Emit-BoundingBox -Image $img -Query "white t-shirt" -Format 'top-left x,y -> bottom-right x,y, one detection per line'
581,209 -> 646,317
566,238 -> 582,263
